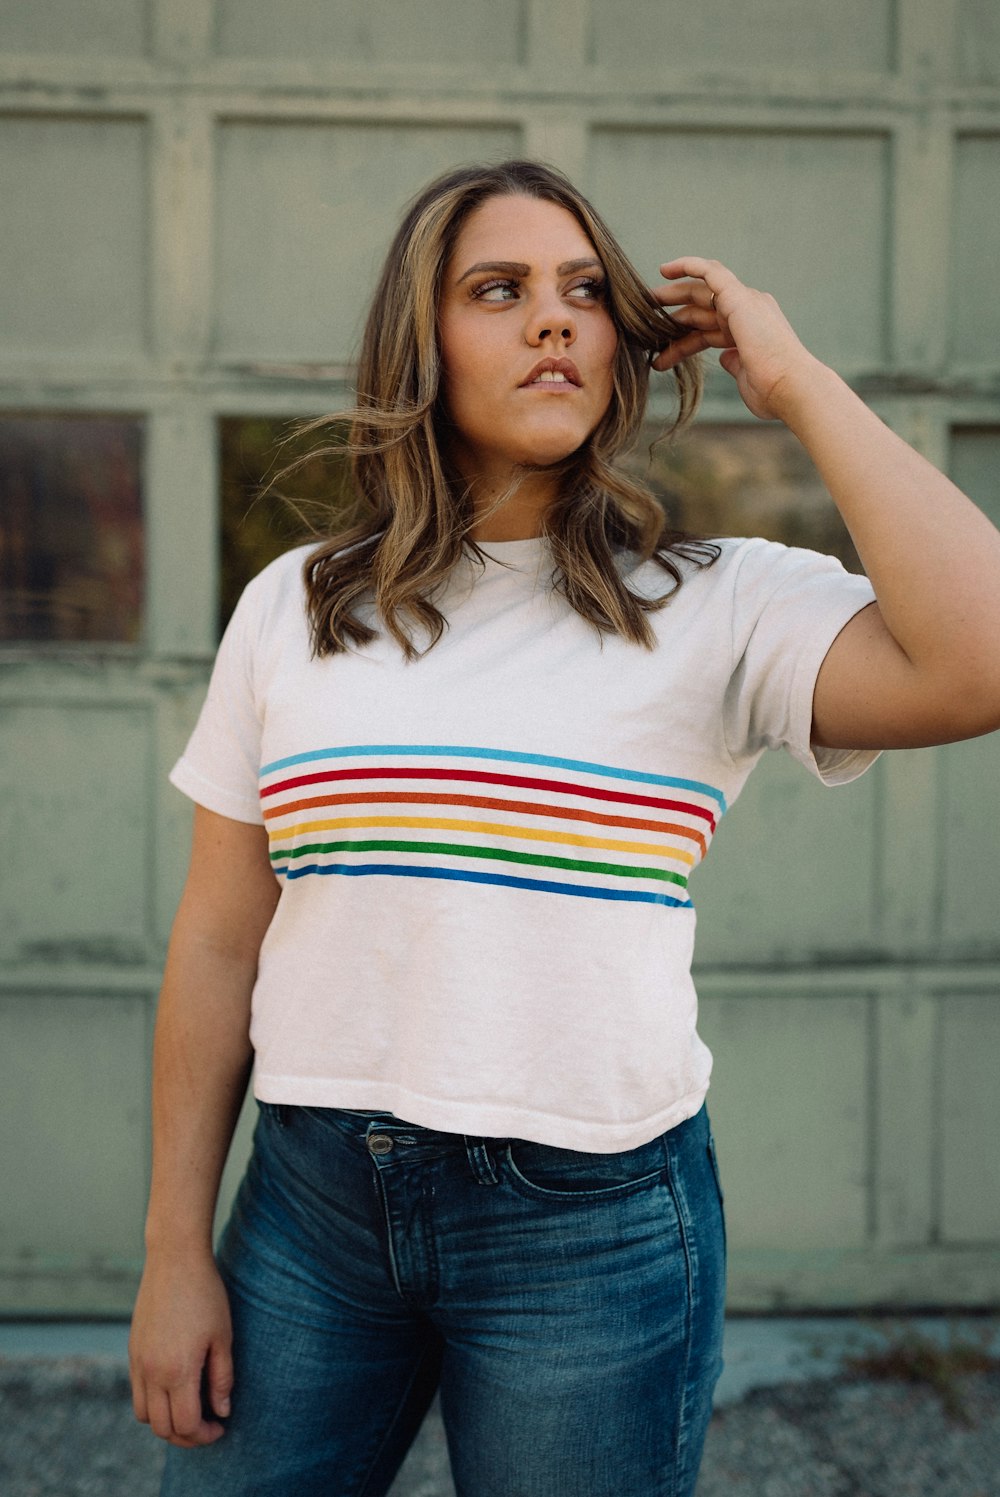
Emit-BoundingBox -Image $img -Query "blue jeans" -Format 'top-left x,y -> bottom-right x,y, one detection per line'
161,1100 -> 726,1497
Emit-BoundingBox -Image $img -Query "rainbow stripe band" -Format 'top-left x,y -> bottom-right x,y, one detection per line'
261,766 -> 719,830
270,837 -> 691,887
259,744 -> 724,908
274,861 -> 693,906
260,742 -> 728,809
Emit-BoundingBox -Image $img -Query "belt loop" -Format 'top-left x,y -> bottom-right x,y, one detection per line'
464,1136 -> 501,1185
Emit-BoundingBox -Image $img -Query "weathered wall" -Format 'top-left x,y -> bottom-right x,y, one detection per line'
1,0 -> 999,1311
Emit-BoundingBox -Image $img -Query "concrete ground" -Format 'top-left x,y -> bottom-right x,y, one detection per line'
1,1316 -> 998,1495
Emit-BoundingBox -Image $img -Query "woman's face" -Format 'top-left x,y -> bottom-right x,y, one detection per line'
437,194 -> 618,487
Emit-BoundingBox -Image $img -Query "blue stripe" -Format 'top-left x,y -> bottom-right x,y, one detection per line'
259,743 -> 727,812
273,860 -> 693,907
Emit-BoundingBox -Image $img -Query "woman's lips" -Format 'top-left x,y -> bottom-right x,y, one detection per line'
520,356 -> 582,388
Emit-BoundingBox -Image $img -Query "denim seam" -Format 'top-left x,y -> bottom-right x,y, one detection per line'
660,1130 -> 695,1497
354,1336 -> 443,1497
500,1149 -> 666,1202
421,1174 -> 441,1307
370,1162 -> 408,1303
707,1133 -> 728,1258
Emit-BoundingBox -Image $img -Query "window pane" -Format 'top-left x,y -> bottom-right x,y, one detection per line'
0,414 -> 143,642
636,422 -> 862,573
219,416 -> 354,635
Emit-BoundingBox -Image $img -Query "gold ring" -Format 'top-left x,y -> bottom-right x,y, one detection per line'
710,291 -> 718,312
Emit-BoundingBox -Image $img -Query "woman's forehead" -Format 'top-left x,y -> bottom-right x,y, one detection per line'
448,195 -> 600,273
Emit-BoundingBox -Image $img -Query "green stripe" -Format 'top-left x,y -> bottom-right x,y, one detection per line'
270,838 -> 688,888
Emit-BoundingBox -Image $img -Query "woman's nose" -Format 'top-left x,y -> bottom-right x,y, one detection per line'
525,300 -> 576,347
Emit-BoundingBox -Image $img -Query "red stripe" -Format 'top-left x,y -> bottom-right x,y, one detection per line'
260,765 -> 717,828
262,788 -> 709,854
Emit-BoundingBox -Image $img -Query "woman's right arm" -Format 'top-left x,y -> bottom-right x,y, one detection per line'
129,804 -> 280,1448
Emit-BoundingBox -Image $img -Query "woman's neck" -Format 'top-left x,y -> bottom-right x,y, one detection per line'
464,469 -> 556,543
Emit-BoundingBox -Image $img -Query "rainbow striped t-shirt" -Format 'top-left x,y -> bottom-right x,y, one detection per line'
169,536 -> 877,1151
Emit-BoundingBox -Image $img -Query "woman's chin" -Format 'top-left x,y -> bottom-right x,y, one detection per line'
513,435 -> 589,470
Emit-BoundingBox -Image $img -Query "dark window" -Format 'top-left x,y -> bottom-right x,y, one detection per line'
635,422 -> 862,573
219,416 -> 353,635
0,414 -> 144,643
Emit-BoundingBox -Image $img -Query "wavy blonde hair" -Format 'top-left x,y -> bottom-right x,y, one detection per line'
293,159 -> 717,658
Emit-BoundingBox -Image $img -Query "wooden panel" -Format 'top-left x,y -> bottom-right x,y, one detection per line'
214,122 -> 521,362
938,429 -> 1000,956
692,750 -> 881,966
874,990 -> 936,1246
0,993 -> 148,1264
590,0 -> 895,73
145,403 -> 219,658
937,732 -> 1000,958
940,992 -> 1000,1242
955,0 -> 1000,83
589,129 -> 891,372
698,991 -> 871,1251
215,0 -> 526,65
0,702 -> 150,960
0,0 -> 148,55
0,116 -> 147,361
951,137 -> 1000,367
726,1244 -> 1000,1311
152,677 -> 211,947
951,427 -> 1000,529
215,1085 -> 258,1241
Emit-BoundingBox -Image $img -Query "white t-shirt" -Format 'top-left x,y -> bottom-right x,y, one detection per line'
170,534 -> 879,1152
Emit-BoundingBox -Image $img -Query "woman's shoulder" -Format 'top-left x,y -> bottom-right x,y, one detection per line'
232,541 -> 314,610
247,541 -> 316,593
651,534 -> 855,589
623,534 -> 755,595
625,535 -> 865,625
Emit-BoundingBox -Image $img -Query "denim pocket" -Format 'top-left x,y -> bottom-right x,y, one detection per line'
706,1133 -> 724,1205
502,1137 -> 665,1200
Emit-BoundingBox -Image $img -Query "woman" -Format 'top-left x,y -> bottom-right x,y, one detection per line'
129,160 -> 1000,1496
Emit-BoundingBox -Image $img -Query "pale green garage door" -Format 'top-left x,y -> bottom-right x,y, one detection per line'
1,0 -> 999,1313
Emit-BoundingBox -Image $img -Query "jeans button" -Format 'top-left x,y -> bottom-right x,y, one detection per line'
368,1134 -> 394,1155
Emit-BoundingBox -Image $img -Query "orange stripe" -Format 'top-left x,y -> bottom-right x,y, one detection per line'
263,788 -> 708,856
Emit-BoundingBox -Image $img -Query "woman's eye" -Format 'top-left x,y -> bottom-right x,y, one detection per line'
567,279 -> 606,301
473,279 -> 519,302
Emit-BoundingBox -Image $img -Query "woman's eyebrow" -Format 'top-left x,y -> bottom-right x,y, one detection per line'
456,256 -> 604,284
456,260 -> 531,284
557,257 -> 604,275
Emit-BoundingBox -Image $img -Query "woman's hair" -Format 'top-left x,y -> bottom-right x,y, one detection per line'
291,158 -> 718,659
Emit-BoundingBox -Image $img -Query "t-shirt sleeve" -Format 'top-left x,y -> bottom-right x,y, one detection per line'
168,583 -> 265,824
723,538 -> 881,786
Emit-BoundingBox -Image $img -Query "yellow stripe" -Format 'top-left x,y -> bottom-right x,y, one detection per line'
268,814 -> 697,866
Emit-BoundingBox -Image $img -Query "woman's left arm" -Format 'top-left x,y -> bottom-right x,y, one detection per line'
653,256 -> 1000,751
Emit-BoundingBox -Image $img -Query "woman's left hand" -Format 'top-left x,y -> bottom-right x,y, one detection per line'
651,257 -> 819,423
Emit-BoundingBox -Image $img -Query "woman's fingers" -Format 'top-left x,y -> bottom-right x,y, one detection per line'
669,304 -> 730,332
659,256 -> 733,286
170,1372 -> 210,1443
652,330 -> 727,371
129,1250 -> 235,1447
130,1367 -> 148,1425
145,1385 -> 177,1443
719,348 -> 743,379
652,257 -> 745,327
651,256 -> 814,420
206,1338 -> 234,1420
133,1354 -> 227,1447
654,278 -> 718,310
